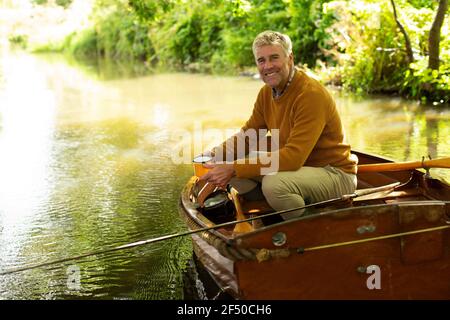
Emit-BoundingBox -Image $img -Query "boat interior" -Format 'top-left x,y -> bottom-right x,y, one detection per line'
185,151 -> 450,239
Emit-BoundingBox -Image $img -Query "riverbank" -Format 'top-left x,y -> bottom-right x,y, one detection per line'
0,49 -> 449,299
2,0 -> 449,104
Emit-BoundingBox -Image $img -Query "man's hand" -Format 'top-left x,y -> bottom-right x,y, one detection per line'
200,163 -> 235,189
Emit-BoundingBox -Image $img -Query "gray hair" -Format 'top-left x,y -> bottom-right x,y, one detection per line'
252,30 -> 293,57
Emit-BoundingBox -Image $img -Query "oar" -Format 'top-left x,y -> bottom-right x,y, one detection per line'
358,157 -> 450,173
0,182 -> 400,276
229,187 -> 253,233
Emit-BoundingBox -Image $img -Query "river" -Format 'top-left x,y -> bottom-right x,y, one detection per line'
0,51 -> 449,299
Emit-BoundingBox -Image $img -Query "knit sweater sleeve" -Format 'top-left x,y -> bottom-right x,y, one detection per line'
234,89 -> 328,178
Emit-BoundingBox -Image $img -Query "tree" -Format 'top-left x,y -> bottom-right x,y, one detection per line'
428,0 -> 448,70
390,0 -> 414,64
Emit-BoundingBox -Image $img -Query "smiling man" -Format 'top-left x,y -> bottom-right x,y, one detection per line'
201,30 -> 358,219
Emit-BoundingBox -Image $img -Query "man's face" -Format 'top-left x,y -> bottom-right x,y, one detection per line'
254,44 -> 293,92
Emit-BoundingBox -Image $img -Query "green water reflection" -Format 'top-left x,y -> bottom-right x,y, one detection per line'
0,52 -> 448,299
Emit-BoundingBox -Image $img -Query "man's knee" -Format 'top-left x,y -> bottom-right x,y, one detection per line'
261,174 -> 306,219
261,174 -> 281,200
261,174 -> 297,202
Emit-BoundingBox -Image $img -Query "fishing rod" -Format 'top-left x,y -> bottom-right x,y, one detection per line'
0,182 -> 400,276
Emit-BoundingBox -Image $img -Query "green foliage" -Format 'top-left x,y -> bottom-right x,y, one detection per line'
172,11 -> 203,65
407,0 -> 436,9
55,0 -> 73,8
32,0 -> 73,7
50,0 -> 339,71
97,12 -> 151,60
64,1 -> 154,61
325,1 -> 408,93
27,0 -> 448,102
321,0 -> 449,101
148,0 -> 253,70
128,0 -> 174,21
65,28 -> 98,58
145,0 -> 298,71
248,0 -> 291,33
8,35 -> 28,49
403,59 -> 450,103
32,0 -> 48,5
220,28 -> 255,68
289,0 -> 336,67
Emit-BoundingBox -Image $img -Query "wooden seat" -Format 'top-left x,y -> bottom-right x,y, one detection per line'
242,199 -> 274,215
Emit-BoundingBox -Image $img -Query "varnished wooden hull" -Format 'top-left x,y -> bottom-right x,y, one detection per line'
179,151 -> 450,299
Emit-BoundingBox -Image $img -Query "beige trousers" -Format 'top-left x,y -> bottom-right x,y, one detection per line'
230,166 -> 357,220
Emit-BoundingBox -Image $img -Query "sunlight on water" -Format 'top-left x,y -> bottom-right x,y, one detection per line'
0,52 -> 56,267
0,50 -> 449,299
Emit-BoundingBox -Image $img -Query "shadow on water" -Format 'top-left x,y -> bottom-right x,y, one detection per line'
0,51 -> 448,299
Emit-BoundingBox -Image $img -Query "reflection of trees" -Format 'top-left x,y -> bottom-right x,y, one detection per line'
403,107 -> 414,161
425,116 -> 438,159
398,105 -> 449,182
404,106 -> 441,161
19,118 -> 193,298
342,95 -> 448,177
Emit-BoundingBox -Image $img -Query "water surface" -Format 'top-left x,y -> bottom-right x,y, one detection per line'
0,51 -> 448,299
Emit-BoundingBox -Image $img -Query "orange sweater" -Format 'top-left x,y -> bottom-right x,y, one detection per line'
217,69 -> 358,178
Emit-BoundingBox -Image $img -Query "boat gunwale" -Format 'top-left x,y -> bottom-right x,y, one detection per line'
184,185 -> 450,240
181,151 -> 450,299
180,178 -> 450,243
179,176 -> 236,245
232,199 -> 450,245
179,150 -> 450,246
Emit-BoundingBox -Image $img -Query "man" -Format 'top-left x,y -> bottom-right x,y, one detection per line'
201,30 -> 357,219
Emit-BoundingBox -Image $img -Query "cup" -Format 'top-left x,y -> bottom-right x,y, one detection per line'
192,155 -> 213,177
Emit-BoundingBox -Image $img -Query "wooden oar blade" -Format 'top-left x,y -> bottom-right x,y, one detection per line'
426,157 -> 450,169
230,188 -> 253,233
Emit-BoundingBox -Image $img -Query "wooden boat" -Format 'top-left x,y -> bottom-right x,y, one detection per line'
179,150 -> 450,299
